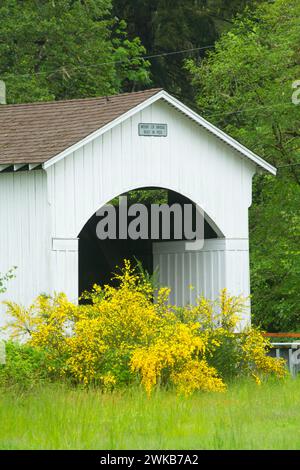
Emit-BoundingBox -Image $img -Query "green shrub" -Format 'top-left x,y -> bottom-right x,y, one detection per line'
207,335 -> 242,381
0,341 -> 48,390
3,261 -> 287,395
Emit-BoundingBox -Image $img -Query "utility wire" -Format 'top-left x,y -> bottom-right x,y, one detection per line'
277,162 -> 300,169
0,45 -> 214,79
1,42 -> 299,172
204,101 -> 298,119
1,43 -> 299,118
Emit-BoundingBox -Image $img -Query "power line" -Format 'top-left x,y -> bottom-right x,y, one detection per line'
0,45 -> 214,79
1,41 -> 299,160
203,106 -> 300,173
204,101 -> 298,119
277,162 -> 300,169
1,43 -> 299,118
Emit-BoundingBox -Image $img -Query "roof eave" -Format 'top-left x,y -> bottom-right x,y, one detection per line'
0,162 -> 43,173
160,92 -> 277,176
43,89 -> 165,170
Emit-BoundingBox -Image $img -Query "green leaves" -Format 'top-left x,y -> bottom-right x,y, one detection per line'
0,340 -> 48,390
250,177 -> 300,331
0,267 -> 16,295
0,0 -> 151,103
113,0 -> 256,104
187,0 -> 300,331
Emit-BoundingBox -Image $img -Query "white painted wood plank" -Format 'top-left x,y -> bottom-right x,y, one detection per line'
0,171 -> 49,327
52,238 -> 78,252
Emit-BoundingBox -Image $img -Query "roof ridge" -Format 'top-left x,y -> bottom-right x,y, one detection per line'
0,88 -> 163,109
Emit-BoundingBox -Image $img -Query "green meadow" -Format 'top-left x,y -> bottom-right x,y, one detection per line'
1,378 -> 300,450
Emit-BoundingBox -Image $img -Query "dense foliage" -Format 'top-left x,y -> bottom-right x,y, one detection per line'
186,0 -> 300,331
2,262 -> 286,394
0,1 -> 261,105
113,0 -> 262,104
0,0 -> 150,103
0,341 -> 47,390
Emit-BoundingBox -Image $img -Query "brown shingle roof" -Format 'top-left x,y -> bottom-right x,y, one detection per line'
0,88 -> 162,165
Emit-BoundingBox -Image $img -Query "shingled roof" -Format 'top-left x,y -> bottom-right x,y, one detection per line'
0,88 -> 162,165
0,87 -> 277,175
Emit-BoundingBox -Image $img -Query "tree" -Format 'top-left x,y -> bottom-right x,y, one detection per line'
0,0 -> 151,103
250,177 -> 300,331
113,0 -> 263,104
186,0 -> 300,331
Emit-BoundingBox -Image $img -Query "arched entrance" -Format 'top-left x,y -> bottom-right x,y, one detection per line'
78,187 -> 219,297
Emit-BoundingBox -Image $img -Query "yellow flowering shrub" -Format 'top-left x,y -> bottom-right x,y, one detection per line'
130,321 -> 216,395
171,360 -> 226,396
3,260 -> 287,395
240,328 -> 287,384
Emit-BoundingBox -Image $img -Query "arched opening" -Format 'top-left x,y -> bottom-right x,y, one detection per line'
78,187 -> 219,297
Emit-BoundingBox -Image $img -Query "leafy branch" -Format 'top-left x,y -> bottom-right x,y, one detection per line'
0,267 -> 17,294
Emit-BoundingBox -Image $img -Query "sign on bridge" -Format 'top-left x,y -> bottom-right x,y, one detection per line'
138,123 -> 168,137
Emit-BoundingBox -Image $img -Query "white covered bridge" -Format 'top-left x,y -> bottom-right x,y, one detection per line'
0,88 -> 276,328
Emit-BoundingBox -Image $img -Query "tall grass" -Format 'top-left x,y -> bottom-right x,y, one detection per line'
1,378 -> 300,449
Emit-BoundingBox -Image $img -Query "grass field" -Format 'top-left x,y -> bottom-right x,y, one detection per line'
1,378 -> 300,450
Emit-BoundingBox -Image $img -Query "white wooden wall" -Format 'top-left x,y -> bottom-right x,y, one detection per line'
0,170 -> 50,327
0,98 -> 256,328
153,239 -> 226,305
47,100 -> 255,240
153,238 -> 250,328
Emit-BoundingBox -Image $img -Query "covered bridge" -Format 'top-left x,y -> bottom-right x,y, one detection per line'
0,88 -> 276,328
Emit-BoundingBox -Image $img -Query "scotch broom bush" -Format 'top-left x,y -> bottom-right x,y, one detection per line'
2,261 -> 286,395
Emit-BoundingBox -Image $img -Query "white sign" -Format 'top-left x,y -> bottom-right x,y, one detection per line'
138,123 -> 167,137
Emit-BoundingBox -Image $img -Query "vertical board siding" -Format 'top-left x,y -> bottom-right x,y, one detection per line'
153,238 -> 250,317
0,170 -> 50,325
48,99 -> 255,240
153,241 -> 226,305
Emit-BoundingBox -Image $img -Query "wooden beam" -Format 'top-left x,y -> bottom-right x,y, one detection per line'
0,164 -> 11,171
29,163 -> 40,170
13,163 -> 26,171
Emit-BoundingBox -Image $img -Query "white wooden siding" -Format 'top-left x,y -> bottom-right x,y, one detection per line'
153,239 -> 226,305
0,170 -> 50,326
153,238 -> 250,327
46,100 -> 255,240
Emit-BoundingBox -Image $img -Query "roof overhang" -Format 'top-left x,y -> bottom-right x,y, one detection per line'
0,163 -> 42,173
41,90 -> 276,175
